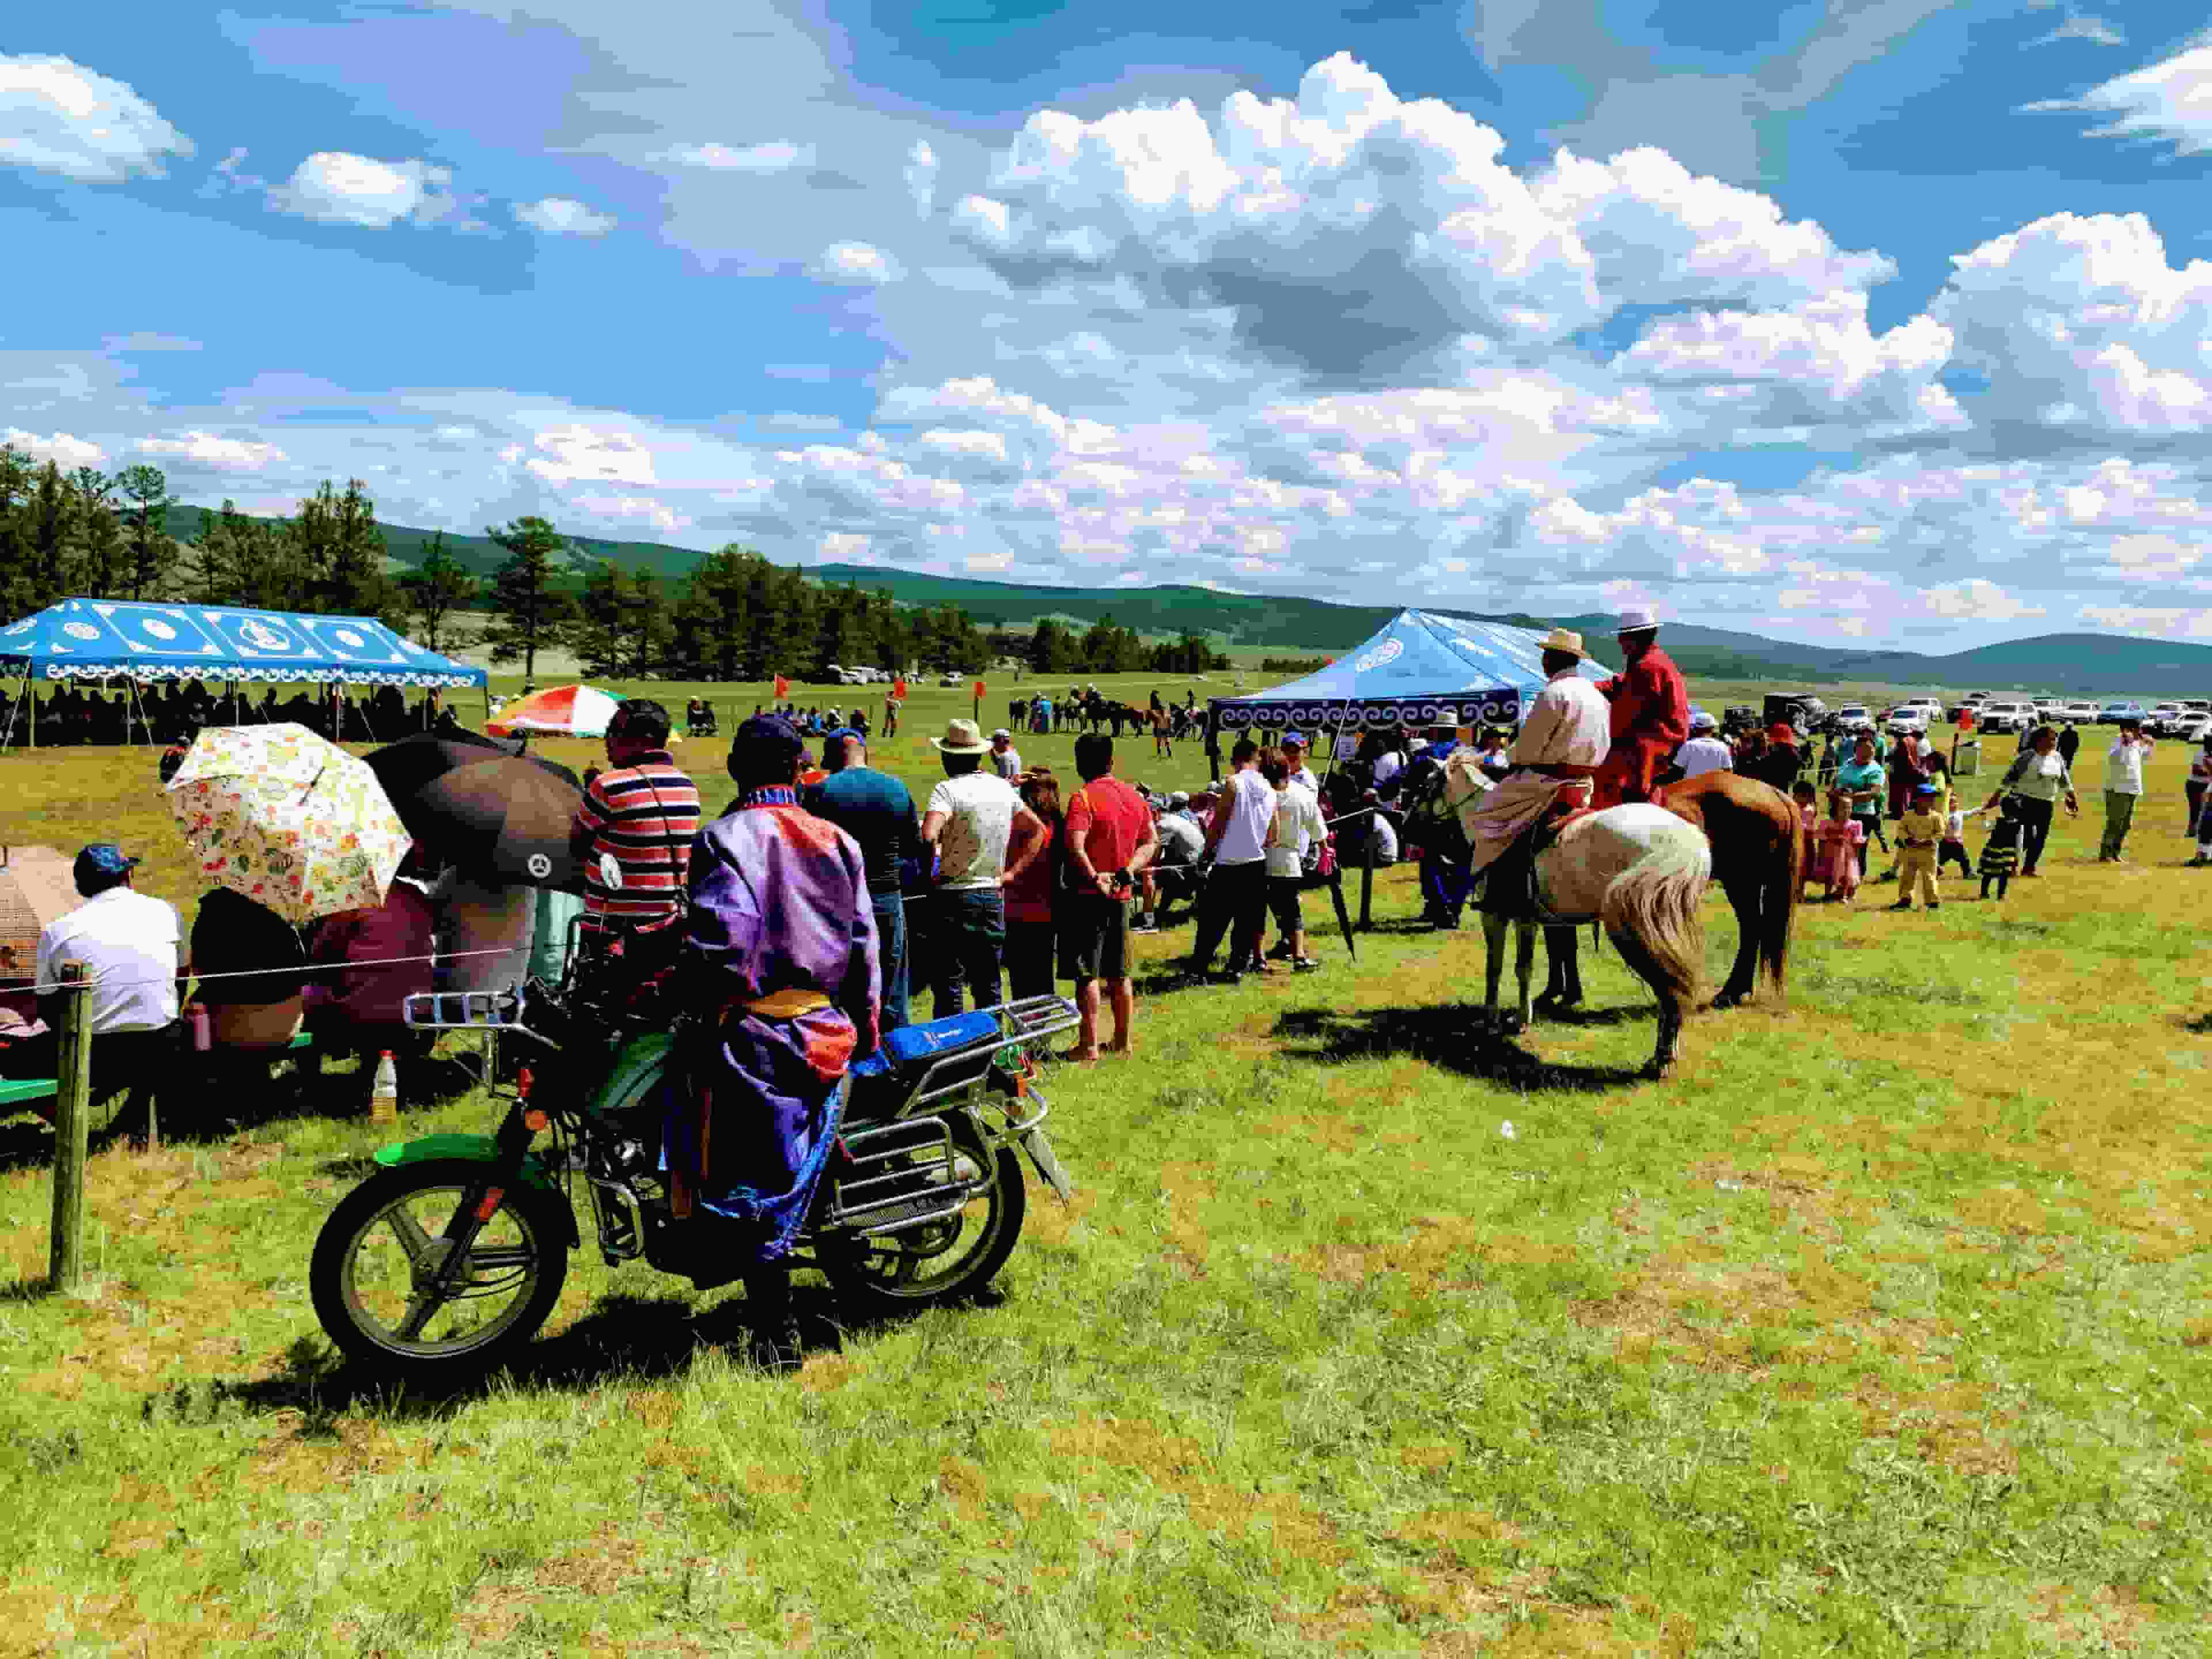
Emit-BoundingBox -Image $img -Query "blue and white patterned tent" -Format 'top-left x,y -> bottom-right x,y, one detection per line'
1,597 -> 486,688
1209,609 -> 1613,738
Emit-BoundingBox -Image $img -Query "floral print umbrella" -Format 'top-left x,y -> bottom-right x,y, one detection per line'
164,724 -> 412,926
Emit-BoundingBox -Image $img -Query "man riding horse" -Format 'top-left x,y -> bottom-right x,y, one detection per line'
1593,608 -> 1690,808
1461,627 -> 1609,910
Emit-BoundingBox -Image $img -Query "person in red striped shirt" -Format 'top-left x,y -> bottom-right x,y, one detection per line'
569,699 -> 701,979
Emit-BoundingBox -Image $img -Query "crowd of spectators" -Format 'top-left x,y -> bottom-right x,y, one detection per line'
1,679 -> 463,748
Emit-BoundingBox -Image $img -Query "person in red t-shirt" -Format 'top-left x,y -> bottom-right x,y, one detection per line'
1058,733 -> 1158,1063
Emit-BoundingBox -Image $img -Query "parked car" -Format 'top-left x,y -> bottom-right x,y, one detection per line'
1884,705 -> 1927,737
1978,700 -> 2029,734
2174,714 -> 2212,744
2099,699 -> 2145,725
1832,703 -> 1873,732
2146,701 -> 2187,734
1762,692 -> 1827,733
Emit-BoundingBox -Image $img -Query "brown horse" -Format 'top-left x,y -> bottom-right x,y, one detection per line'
1519,770 -> 1800,1014
1661,770 -> 1801,1009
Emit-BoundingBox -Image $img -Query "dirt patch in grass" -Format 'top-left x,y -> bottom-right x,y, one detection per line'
1854,1377 -> 2017,1479
1302,1214 -> 1572,1289
2025,1581 -> 2159,1649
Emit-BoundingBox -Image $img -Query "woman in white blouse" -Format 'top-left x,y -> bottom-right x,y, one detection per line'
1984,726 -> 2078,877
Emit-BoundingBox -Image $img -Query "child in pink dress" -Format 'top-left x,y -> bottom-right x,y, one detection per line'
1793,780 -> 1818,895
1815,790 -> 1865,903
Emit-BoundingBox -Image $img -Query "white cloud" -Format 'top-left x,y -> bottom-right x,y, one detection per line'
812,241 -> 904,286
3,427 -> 105,469
137,430 -> 286,471
524,425 -> 658,486
1931,212 -> 2212,432
904,141 -> 939,215
819,532 -> 872,559
0,52 -> 192,183
2027,35 -> 2212,154
661,139 -> 816,173
514,195 -> 615,236
571,491 -> 688,533
946,52 -> 1888,376
2031,14 -> 2125,47
270,152 -> 465,228
1923,578 -> 2046,622
2077,603 -> 2212,637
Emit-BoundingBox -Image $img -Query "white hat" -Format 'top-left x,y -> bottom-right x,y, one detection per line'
991,728 -> 1012,740
1169,790 -> 1190,806
1615,607 -> 1660,634
1689,707 -> 1716,730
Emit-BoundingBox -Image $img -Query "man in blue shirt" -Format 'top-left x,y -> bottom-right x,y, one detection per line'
803,729 -> 925,1029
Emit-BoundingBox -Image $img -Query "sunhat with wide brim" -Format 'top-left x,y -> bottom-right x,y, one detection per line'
1538,627 -> 1585,657
933,718 -> 991,755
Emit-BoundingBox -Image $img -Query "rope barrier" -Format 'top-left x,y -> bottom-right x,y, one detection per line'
14,946 -> 522,998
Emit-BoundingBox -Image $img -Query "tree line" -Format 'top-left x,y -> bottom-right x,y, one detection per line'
1,448 -> 1180,683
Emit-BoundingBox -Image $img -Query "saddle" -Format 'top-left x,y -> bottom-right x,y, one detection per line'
1477,802 -> 1593,921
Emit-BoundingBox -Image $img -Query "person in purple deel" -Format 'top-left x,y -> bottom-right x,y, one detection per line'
674,714 -> 880,1371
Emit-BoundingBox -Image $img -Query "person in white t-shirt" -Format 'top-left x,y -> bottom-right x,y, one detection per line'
6,843 -> 185,1127
922,718 -> 1043,1015
1280,732 -> 1321,797
1672,709 -> 1735,780
1184,738 -> 1275,982
2099,718 -> 2153,863
987,728 -> 1023,781
1263,752 -> 1328,971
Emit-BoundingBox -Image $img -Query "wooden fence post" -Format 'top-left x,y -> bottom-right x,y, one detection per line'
48,963 -> 93,1291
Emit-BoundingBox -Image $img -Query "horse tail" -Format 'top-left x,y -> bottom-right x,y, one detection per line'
1600,832 -> 1707,1021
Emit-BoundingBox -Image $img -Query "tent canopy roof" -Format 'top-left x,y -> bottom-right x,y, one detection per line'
1,597 -> 485,689
1210,609 -> 1613,733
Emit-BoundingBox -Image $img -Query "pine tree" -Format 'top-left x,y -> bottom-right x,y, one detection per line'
397,531 -> 476,653
569,558 -> 631,677
190,499 -> 302,609
115,464 -> 176,600
293,479 -> 389,616
482,516 -> 575,681
70,468 -> 123,597
0,444 -> 36,618
25,461 -> 77,608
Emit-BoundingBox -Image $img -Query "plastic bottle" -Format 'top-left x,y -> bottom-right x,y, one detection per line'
188,1003 -> 211,1052
369,1051 -> 400,1126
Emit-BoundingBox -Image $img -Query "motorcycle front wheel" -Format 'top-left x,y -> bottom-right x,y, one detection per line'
819,1117 -> 1026,1315
309,1158 -> 570,1378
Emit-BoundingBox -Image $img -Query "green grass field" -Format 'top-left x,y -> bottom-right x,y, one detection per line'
2,673 -> 2208,1656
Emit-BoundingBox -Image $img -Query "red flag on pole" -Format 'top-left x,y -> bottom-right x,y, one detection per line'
892,677 -> 907,701
972,679 -> 987,700
774,674 -> 790,700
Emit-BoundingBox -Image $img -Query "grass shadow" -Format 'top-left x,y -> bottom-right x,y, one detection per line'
1270,1004 -> 1651,1093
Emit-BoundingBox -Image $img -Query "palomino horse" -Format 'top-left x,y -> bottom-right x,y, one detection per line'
1478,806 -> 1712,1077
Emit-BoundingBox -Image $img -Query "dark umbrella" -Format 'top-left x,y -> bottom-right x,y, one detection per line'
1328,868 -> 1357,960
363,736 -> 585,887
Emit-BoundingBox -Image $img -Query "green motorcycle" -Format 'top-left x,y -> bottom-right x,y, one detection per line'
309,973 -> 1077,1381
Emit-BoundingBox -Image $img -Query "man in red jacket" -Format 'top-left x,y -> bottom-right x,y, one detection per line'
1593,608 -> 1691,806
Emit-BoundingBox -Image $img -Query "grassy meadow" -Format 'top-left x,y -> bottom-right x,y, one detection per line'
1,672 -> 2209,1656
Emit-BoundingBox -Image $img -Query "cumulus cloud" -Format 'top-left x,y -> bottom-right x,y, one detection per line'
662,140 -> 815,173
2027,35 -> 2212,154
3,427 -> 105,468
571,491 -> 688,533
514,196 -> 615,236
137,430 -> 286,471
1931,212 -> 2212,433
2078,603 -> 2212,636
270,152 -> 468,228
945,52 -> 1888,377
1923,577 -> 2046,622
812,241 -> 904,286
524,425 -> 657,486
2031,14 -> 2125,47
0,52 -> 193,183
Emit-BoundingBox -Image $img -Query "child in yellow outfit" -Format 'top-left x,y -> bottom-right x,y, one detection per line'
1889,781 -> 1946,912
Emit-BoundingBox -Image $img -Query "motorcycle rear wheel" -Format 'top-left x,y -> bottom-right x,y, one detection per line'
310,1158 -> 570,1378
820,1118 -> 1026,1315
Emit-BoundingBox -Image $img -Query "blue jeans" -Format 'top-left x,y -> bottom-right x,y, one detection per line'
933,888 -> 1005,1018
871,892 -> 908,1032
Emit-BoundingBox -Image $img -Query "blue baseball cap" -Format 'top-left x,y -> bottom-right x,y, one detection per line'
1281,730 -> 1307,745
1915,782 -> 1942,795
73,843 -> 141,890
824,726 -> 863,747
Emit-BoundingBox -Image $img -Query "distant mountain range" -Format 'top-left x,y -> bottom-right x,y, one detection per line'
160,506 -> 2212,695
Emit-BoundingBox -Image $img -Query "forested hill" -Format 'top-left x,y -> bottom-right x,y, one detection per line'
156,506 -> 2212,694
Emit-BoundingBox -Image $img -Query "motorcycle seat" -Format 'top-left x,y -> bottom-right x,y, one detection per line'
846,1010 -> 1003,1120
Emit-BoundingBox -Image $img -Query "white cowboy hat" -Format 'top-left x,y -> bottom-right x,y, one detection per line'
933,718 -> 990,754
1615,607 -> 1660,634
1538,626 -> 1585,657
1688,707 -> 1717,730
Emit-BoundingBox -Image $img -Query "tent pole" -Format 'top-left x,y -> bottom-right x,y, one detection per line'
0,662 -> 26,755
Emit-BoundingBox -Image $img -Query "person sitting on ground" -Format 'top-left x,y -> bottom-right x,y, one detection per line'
188,884 -> 306,1055
1059,734 -> 1157,1059
5,845 -> 187,1129
302,846 -> 439,1110
1146,791 -> 1205,929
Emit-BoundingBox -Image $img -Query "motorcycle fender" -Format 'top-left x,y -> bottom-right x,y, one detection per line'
586,1031 -> 679,1119
372,1134 -> 564,1199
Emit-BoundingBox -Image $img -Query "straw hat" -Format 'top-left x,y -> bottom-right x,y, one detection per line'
933,717 -> 990,754
1538,627 -> 1585,657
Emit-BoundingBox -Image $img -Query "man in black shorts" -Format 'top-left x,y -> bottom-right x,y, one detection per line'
1056,733 -> 1157,1062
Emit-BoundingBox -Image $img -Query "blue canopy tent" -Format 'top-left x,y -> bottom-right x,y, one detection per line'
1,597 -> 487,751
1207,609 -> 1613,764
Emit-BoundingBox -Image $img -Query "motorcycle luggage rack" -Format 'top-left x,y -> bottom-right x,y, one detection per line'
897,994 -> 1079,1114
827,1115 -> 981,1234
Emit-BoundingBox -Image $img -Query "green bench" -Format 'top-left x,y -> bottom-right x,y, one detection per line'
1,1029 -> 319,1121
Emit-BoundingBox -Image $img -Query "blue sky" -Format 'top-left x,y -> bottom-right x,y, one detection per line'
7,2 -> 2212,651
